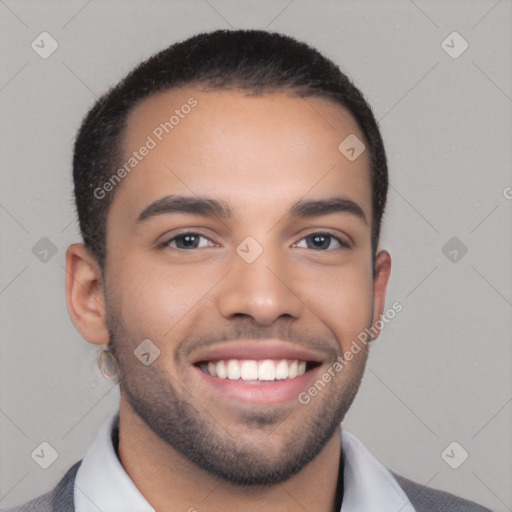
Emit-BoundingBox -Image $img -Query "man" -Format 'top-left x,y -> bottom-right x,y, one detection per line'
4,29 -> 491,512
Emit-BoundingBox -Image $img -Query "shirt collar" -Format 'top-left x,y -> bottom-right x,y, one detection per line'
340,430 -> 416,512
74,412 -> 415,512
74,412 -> 155,512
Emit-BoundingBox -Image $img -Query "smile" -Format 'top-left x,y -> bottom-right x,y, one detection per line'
197,358 -> 319,382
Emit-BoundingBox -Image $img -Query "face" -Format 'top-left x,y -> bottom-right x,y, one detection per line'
97,87 -> 389,485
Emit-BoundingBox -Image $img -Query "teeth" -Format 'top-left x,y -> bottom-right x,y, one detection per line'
275,359 -> 288,379
258,359 -> 275,381
200,359 -> 311,381
207,361 -> 217,377
227,359 -> 241,380
240,360 -> 258,381
289,360 -> 298,378
216,360 -> 227,379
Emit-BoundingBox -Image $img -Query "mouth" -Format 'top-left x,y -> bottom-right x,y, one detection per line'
194,358 -> 321,383
190,342 -> 326,404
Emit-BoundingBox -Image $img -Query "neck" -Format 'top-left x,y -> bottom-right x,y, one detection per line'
117,398 -> 343,512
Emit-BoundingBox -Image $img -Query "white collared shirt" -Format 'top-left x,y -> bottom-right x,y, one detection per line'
74,412 -> 415,512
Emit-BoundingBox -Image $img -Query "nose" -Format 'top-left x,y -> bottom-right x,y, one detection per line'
216,245 -> 304,327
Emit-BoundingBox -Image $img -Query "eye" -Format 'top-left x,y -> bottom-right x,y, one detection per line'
294,232 -> 350,251
163,232 -> 216,250
160,231 -> 350,252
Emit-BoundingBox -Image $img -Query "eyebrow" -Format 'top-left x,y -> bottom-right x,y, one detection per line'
136,194 -> 368,225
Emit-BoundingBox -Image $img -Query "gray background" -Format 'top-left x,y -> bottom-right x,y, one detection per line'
1,0 -> 510,510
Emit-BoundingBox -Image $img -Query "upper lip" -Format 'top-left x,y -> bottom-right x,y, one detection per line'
190,340 -> 326,365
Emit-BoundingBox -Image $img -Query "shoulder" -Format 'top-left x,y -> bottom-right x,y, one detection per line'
1,461 -> 82,512
391,472 -> 493,512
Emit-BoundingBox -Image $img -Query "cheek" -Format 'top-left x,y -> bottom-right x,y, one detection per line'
301,264 -> 374,353
107,254 -> 220,340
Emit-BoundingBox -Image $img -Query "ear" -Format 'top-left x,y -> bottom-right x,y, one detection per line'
65,243 -> 109,345
370,250 -> 392,340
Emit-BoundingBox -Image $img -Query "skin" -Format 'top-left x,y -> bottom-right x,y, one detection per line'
66,87 -> 391,512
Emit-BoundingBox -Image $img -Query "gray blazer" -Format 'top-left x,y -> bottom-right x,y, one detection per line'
1,460 -> 493,512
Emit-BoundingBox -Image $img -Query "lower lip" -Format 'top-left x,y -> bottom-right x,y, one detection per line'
193,365 -> 322,405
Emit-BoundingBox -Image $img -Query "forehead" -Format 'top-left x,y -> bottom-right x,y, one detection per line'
114,86 -> 371,223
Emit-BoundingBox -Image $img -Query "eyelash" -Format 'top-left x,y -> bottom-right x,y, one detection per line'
160,231 -> 351,251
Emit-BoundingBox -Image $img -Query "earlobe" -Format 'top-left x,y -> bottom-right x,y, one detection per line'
65,243 -> 110,345
370,250 -> 392,341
